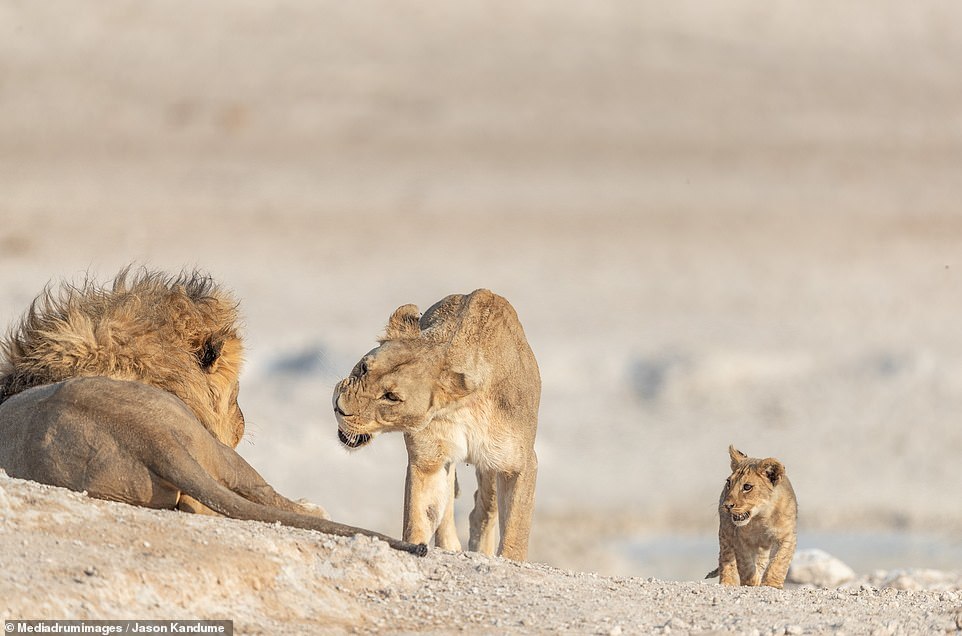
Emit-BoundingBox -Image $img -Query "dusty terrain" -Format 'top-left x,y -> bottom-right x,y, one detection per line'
2,0 -> 962,632
2,474 -> 960,634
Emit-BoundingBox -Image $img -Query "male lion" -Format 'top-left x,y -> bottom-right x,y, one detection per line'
706,445 -> 797,588
0,268 -> 425,556
333,289 -> 540,561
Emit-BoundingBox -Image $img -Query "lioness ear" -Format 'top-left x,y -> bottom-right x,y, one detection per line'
197,338 -> 223,372
729,445 -> 748,471
759,458 -> 784,485
383,304 -> 421,341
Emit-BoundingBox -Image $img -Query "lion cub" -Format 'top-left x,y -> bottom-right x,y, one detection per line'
708,445 -> 797,588
333,289 -> 540,561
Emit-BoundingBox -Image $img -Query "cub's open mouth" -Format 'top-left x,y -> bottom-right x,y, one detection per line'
731,511 -> 751,523
338,428 -> 372,448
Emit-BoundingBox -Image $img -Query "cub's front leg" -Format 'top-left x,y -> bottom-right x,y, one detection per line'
760,534 -> 797,589
717,519 -> 740,586
403,461 -> 460,550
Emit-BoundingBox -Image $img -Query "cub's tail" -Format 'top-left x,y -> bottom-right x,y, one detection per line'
705,567 -> 719,579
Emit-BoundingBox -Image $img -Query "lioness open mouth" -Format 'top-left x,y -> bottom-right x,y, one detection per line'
731,511 -> 751,523
338,428 -> 372,448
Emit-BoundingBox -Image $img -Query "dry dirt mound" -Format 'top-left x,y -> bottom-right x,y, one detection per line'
2,473 -> 961,635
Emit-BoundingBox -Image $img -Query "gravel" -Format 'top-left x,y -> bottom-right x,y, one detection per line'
2,474 -> 960,635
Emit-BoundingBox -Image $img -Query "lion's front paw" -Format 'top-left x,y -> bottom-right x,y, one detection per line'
296,498 -> 330,520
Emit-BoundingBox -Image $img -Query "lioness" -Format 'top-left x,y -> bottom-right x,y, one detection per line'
707,445 -> 797,588
0,268 -> 425,556
333,289 -> 540,560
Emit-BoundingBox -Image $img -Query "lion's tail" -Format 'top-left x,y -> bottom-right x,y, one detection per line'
705,567 -> 719,579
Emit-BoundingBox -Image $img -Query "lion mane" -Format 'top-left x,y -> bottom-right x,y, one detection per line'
0,267 -> 244,446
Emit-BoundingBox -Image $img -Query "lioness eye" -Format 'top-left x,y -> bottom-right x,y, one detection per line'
359,361 -> 368,375
382,392 -> 401,402
742,484 -> 753,492
725,479 -> 732,489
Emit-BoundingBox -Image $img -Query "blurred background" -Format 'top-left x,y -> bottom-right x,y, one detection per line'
2,1 -> 962,579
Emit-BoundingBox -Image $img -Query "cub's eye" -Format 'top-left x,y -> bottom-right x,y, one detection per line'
742,484 -> 753,492
381,392 -> 401,403
359,361 -> 368,376
725,479 -> 732,489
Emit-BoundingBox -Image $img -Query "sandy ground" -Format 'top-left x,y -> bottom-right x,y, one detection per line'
3,0 -> 962,631
2,474 -> 961,635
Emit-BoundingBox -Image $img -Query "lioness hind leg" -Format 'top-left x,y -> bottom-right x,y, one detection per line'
495,453 -> 538,561
468,466 -> 499,555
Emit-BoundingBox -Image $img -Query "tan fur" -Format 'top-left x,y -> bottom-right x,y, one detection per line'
708,445 -> 797,588
0,268 -> 426,556
333,289 -> 540,561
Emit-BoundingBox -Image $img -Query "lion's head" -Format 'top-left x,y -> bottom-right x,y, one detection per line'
720,445 -> 786,527
0,267 -> 245,447
333,303 -> 474,449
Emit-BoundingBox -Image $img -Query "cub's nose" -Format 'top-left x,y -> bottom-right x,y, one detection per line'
723,502 -> 734,511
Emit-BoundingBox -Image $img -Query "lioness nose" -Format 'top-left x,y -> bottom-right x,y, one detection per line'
333,395 -> 348,417
723,502 -> 734,511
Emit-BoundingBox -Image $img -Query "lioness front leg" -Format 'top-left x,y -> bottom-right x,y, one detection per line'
403,462 -> 454,547
495,454 -> 537,561
760,535 -> 796,589
433,462 -> 461,551
468,466 -> 499,555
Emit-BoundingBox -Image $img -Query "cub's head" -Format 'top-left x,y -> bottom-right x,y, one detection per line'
720,445 -> 786,527
332,303 -> 471,449
0,268 -> 246,447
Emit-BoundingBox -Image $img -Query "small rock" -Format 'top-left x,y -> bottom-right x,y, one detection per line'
608,626 -> 623,636
786,549 -> 855,588
785,625 -> 803,635
668,617 -> 688,629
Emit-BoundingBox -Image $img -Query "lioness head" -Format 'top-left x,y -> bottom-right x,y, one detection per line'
0,268 -> 246,447
333,303 -> 472,449
721,445 -> 786,527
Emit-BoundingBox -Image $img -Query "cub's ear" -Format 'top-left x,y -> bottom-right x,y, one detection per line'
383,304 -> 421,341
759,458 -> 785,486
729,445 -> 748,470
